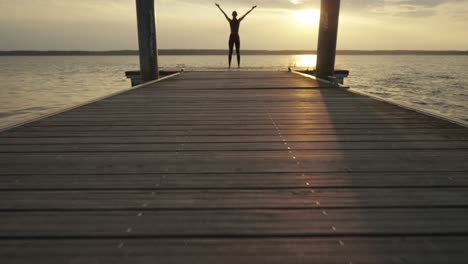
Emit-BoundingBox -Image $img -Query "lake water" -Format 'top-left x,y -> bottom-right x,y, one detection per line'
0,55 -> 467,129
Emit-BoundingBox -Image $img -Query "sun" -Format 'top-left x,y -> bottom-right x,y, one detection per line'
295,9 -> 321,26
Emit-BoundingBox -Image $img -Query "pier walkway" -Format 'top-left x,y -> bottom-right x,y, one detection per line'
1,71 -> 468,263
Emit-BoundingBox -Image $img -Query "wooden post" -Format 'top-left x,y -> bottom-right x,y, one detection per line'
316,0 -> 341,80
136,0 -> 159,82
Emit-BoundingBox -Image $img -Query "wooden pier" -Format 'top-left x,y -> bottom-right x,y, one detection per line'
1,71 -> 467,263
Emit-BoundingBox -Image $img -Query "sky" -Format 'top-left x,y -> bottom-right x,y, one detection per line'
0,0 -> 467,51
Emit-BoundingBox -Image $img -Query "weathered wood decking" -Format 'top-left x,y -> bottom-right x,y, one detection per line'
1,71 -> 467,263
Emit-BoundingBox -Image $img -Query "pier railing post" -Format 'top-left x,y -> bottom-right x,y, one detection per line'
316,0 -> 341,81
136,0 -> 159,82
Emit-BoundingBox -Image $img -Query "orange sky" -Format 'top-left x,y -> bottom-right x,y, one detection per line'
0,0 -> 467,50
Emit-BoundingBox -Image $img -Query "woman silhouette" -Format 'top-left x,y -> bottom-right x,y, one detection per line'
216,3 -> 257,69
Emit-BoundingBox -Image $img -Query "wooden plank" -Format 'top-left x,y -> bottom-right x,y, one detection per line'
1,141 -> 467,153
1,209 -> 467,237
42,113 -> 438,121
1,237 -> 467,264
4,128 -> 466,139
1,134 -> 466,145
58,108 -> 422,115
0,150 -> 466,174
24,120 -> 448,127
1,172 -> 465,190
41,106 -> 453,111
15,123 -> 457,130
1,188 -> 467,210
2,130 -> 467,139
0,171 -> 463,188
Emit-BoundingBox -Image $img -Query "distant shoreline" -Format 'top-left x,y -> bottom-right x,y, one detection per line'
1,50 -> 467,56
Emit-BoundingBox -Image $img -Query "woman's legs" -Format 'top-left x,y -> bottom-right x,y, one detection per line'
228,34 -> 240,69
228,36 -> 235,69
235,38 -> 240,68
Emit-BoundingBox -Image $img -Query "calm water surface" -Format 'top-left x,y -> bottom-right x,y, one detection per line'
0,55 -> 467,129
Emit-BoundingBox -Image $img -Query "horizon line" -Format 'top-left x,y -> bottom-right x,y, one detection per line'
1,49 -> 467,56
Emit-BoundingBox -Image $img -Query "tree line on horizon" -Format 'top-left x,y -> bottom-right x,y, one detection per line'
1,50 -> 467,56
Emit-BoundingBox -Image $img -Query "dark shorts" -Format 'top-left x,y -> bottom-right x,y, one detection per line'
229,33 -> 240,51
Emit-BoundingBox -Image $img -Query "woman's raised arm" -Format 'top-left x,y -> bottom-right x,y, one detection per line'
239,5 -> 257,21
215,3 -> 231,21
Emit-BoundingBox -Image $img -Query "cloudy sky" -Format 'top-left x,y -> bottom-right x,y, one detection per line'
0,0 -> 467,50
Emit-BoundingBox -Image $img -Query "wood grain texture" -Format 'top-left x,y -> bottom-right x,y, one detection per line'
1,209 -> 467,237
1,188 -> 468,210
1,237 -> 467,264
1,171 -> 466,190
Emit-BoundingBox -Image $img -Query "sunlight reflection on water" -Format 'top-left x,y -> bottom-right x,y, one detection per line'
292,55 -> 317,68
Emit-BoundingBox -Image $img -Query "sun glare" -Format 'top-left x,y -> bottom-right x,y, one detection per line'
294,55 -> 317,68
295,9 -> 320,26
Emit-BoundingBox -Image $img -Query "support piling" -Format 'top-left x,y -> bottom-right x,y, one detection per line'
136,0 -> 159,82
316,0 -> 341,80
